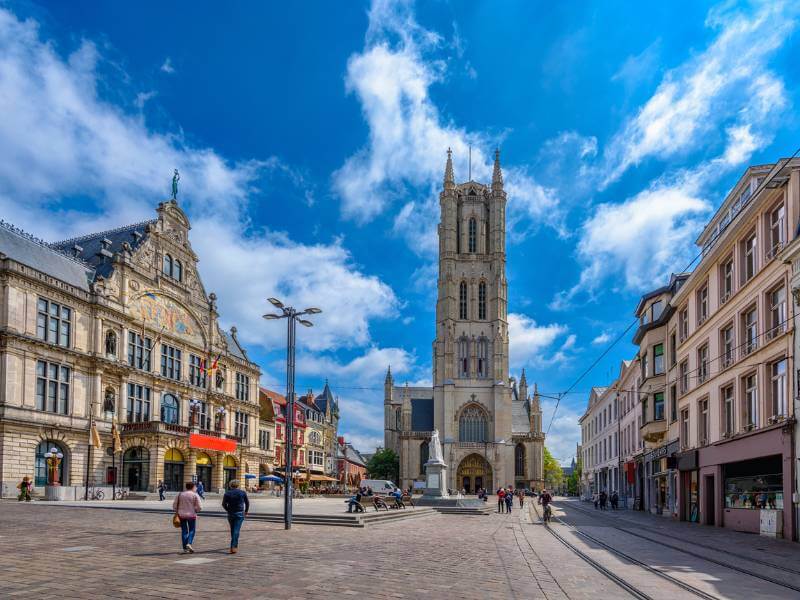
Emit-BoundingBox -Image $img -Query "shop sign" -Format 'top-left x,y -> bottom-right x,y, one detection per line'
676,449 -> 698,471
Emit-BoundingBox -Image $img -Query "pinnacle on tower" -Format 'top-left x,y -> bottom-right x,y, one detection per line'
492,148 -> 503,191
385,365 -> 393,384
519,368 -> 527,386
444,147 -> 455,189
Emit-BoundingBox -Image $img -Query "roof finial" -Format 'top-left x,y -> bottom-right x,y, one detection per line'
444,148 -> 455,189
492,148 -> 503,191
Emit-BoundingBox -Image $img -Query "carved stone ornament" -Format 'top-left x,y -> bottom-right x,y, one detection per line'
137,242 -> 155,268
129,280 -> 140,291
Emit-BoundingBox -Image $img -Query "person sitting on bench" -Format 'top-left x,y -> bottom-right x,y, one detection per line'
391,488 -> 405,509
373,496 -> 389,511
347,491 -> 364,513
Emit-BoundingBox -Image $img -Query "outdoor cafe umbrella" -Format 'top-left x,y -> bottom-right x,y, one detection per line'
244,473 -> 257,480
260,475 -> 284,483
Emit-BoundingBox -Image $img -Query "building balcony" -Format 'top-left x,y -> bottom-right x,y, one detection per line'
640,419 -> 668,445
121,421 -> 191,436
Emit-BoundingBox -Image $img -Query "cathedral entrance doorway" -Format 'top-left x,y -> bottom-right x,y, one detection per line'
457,454 -> 492,494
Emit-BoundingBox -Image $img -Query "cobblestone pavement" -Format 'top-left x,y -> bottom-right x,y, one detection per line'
0,500 -> 624,600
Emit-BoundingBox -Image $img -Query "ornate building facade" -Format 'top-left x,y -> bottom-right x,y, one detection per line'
384,151 -> 545,493
0,197 -> 266,497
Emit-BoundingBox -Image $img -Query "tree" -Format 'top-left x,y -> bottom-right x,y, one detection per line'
543,446 -> 563,490
366,448 -> 399,482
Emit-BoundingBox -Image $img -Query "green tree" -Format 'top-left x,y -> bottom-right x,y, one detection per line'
543,446 -> 563,490
366,447 -> 399,482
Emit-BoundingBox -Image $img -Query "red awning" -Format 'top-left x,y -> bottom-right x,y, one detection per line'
189,433 -> 238,453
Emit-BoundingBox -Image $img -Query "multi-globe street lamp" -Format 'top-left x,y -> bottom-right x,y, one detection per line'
263,297 -> 321,530
44,447 -> 64,486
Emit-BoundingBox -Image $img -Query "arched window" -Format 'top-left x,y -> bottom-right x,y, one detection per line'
459,405 -> 487,442
468,218 -> 477,253
459,281 -> 468,320
477,337 -> 489,378
123,447 -> 150,491
161,393 -> 179,424
174,259 -> 183,282
515,443 -> 526,477
35,440 -> 67,486
396,408 -> 401,431
478,282 -> 486,320
162,254 -> 172,277
458,337 -> 469,378
419,441 -> 429,474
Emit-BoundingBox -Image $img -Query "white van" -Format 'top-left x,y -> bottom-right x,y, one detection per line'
359,480 -> 398,495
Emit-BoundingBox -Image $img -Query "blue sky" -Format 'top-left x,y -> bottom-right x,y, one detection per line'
2,1 -> 799,461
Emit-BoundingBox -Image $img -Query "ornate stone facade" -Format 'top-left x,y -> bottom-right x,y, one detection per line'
385,151 -> 545,493
0,199 -> 268,496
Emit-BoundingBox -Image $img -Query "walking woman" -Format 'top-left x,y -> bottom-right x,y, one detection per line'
497,488 -> 506,513
518,489 -> 525,509
173,481 -> 202,553
16,476 -> 32,502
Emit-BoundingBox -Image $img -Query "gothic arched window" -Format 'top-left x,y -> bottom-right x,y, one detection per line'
174,259 -> 183,282
396,408 -> 401,431
163,254 -> 172,277
458,337 -> 469,378
477,337 -> 489,378
515,443 -> 526,477
459,405 -> 487,442
419,441 -> 429,474
478,281 -> 487,320
459,281 -> 468,320
161,393 -> 179,424
468,218 -> 477,253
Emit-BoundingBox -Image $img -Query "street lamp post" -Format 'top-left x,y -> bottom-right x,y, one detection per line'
263,297 -> 321,530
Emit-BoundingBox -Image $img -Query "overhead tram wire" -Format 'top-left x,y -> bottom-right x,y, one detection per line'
544,147 -> 800,435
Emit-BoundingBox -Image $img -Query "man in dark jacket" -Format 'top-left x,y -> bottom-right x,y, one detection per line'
222,480 -> 250,554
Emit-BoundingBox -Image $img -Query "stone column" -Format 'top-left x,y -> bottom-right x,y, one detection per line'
186,448 -> 197,488
212,451 -> 224,493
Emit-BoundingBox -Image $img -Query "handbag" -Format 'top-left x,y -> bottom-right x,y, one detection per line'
172,514 -> 182,528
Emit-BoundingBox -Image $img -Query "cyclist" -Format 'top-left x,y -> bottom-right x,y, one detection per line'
539,488 -> 553,522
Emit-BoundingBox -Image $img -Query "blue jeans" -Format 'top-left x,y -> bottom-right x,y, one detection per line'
180,518 -> 196,548
227,512 -> 245,548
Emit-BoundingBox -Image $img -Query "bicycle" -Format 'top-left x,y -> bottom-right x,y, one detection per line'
87,486 -> 104,500
543,504 -> 552,523
114,489 -> 129,500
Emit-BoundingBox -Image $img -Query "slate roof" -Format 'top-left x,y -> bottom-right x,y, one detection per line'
0,222 -> 95,291
410,398 -> 434,431
51,220 -> 155,279
344,444 -> 367,467
223,330 -> 248,361
314,381 -> 336,414
511,398 -> 530,433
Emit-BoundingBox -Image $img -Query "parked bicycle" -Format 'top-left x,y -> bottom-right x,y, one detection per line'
87,486 -> 104,500
114,489 -> 129,500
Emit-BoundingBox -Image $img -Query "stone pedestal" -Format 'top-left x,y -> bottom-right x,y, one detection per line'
422,460 -> 448,498
44,485 -> 67,501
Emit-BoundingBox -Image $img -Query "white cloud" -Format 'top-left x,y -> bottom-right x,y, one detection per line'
160,57 -> 175,73
340,431 -> 383,454
602,2 -> 796,187
296,346 -> 414,380
611,39 -> 661,91
541,398 -> 582,465
591,332 -> 612,346
134,90 -> 157,110
508,313 -> 569,369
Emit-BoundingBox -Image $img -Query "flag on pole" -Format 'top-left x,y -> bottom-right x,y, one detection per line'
91,421 -> 102,449
199,357 -> 206,375
208,353 -> 221,374
112,423 -> 122,453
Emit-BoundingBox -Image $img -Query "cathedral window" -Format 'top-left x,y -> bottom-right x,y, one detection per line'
477,337 -> 489,378
459,405 -> 487,442
458,337 -> 469,377
459,281 -> 468,320
478,282 -> 487,320
468,218 -> 477,253
515,444 -> 526,477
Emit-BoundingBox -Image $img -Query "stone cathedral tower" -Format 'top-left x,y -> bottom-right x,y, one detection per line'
384,150 -> 544,493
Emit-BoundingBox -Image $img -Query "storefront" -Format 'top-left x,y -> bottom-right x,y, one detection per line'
676,449 -> 699,523
644,440 -> 679,517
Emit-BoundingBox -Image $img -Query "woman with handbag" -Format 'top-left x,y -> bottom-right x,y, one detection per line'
172,481 -> 202,553
16,476 -> 32,501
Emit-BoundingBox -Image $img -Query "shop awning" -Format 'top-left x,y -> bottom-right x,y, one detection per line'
309,474 -> 338,482
189,433 -> 237,453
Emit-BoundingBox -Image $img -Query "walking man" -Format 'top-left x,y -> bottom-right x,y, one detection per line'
158,480 -> 166,501
196,480 -> 205,499
505,487 -> 513,513
497,488 -> 506,513
222,480 -> 249,554
173,482 -> 202,553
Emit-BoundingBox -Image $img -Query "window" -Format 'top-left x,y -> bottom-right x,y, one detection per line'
698,398 -> 709,445
128,332 -> 152,371
742,306 -> 758,356
515,444 -> 526,477
642,397 -> 648,424
276,424 -> 283,440
653,344 -> 664,375
160,344 -> 182,380
669,332 -> 677,367
697,284 -> 708,325
722,385 -> 734,437
127,383 -> 151,422
35,361 -> 70,414
259,430 -> 270,450
458,337 -> 469,378
697,344 -> 709,384
744,373 -> 758,430
641,352 -> 648,379
720,256 -> 734,303
419,441 -> 429,474
163,254 -> 172,276
670,384 -> 677,422
309,430 -> 322,445
478,281 -> 487,320
174,259 -> 183,282
770,358 -> 787,419
189,355 -> 207,387
679,308 -> 689,342
234,411 -> 249,439
459,281 -> 468,320
476,337 -> 489,378
742,232 -> 757,283
196,400 -> 210,430
654,392 -> 665,421
459,405 -> 487,442
679,360 -> 689,394
721,324 -> 735,368
161,393 -> 179,424
767,286 -> 786,339
681,408 -> 690,448
767,203 -> 785,258
235,373 -> 250,401
468,217 -> 477,253
36,298 -> 71,347
651,300 -> 664,321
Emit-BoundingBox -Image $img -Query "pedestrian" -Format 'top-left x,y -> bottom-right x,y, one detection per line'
16,475 -> 32,502
497,487 -> 506,513
196,480 -> 205,499
158,480 -> 166,501
518,489 -> 525,509
222,479 -> 249,554
347,490 -> 364,513
593,493 -> 599,509
505,487 -> 513,513
173,481 -> 202,553
611,491 -> 618,510
600,491 -> 607,510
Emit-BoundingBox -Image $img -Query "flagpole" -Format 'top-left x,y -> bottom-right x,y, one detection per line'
85,411 -> 93,501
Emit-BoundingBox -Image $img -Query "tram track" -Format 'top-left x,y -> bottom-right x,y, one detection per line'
561,500 -> 800,593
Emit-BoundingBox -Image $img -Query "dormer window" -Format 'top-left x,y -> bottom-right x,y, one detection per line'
163,254 -> 172,276
162,254 -> 183,282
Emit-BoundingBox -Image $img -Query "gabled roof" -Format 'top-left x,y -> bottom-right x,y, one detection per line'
0,222 -> 95,291
51,220 -> 156,279
223,329 -> 248,361
314,381 -> 336,413
260,386 -> 286,406
511,397 -> 530,433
